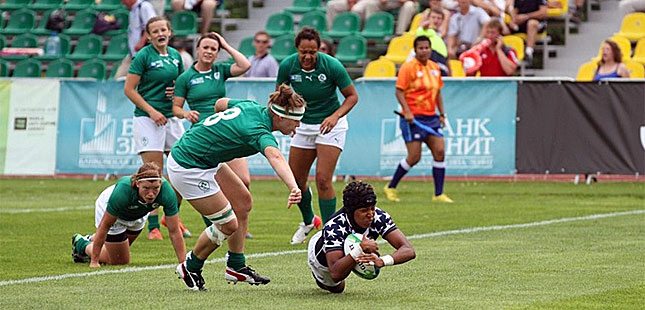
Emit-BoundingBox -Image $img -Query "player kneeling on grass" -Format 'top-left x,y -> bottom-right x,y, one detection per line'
307,181 -> 416,293
71,163 -> 186,268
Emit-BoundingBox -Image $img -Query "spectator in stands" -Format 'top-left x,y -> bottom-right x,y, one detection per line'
474,19 -> 518,76
326,0 -> 375,27
447,0 -> 491,59
511,0 -> 547,64
171,0 -> 218,35
410,7 -> 450,75
245,31 -> 279,78
114,0 -> 157,79
320,39 -> 336,57
428,0 -> 451,37
619,0 -> 645,16
593,40 -> 630,81
473,0 -> 512,33
326,0 -> 417,35
172,39 -> 195,71
378,0 -> 420,35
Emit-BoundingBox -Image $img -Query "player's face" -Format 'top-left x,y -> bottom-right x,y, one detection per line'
137,180 -> 162,204
197,38 -> 220,64
276,117 -> 300,135
297,39 -> 319,71
353,205 -> 376,229
414,41 -> 431,62
146,20 -> 171,48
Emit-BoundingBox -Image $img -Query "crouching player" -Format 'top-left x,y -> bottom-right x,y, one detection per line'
71,162 -> 186,268
307,181 -> 416,293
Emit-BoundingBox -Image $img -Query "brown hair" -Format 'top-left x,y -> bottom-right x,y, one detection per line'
269,84 -> 306,114
131,162 -> 162,188
598,40 -> 622,65
254,30 -> 270,40
295,27 -> 321,49
485,19 -> 504,34
429,7 -> 444,19
145,16 -> 172,34
197,32 -> 222,51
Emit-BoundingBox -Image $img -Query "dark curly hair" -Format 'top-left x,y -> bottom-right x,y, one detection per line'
342,181 -> 377,212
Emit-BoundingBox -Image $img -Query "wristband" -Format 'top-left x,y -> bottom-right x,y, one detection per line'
348,244 -> 364,260
380,255 -> 394,266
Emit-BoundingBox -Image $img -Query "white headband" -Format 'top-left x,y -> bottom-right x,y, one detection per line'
137,177 -> 162,182
270,104 -> 305,121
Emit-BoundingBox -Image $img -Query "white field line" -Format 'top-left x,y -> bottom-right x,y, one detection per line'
0,206 -> 94,214
0,209 -> 643,287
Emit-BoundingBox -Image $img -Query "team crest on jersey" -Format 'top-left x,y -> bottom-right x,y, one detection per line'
190,77 -> 205,86
214,72 -> 220,80
152,203 -> 160,209
290,74 -> 302,82
150,60 -> 164,68
198,181 -> 210,192
141,137 -> 148,146
318,73 -> 327,82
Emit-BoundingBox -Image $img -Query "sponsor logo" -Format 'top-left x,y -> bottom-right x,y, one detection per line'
150,60 -> 164,68
189,77 -> 205,86
305,75 -> 313,81
290,75 -> 302,83
127,205 -> 138,210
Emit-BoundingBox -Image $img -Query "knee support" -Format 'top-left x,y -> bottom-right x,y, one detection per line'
204,203 -> 236,245
204,224 -> 229,246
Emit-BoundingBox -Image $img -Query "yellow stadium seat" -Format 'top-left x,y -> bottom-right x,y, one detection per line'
449,59 -> 465,77
502,35 -> 525,61
614,12 -> 645,42
383,35 -> 414,64
547,0 -> 568,17
407,12 -> 424,35
632,38 -> 645,65
576,60 -> 597,81
624,60 -> 645,78
363,57 -> 396,77
592,36 -> 632,61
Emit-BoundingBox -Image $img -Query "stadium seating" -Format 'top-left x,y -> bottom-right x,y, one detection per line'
265,12 -> 293,37
624,60 -> 644,78
325,12 -> 360,39
449,59 -> 465,77
546,0 -> 570,43
406,12 -> 423,36
99,33 -> 128,61
237,36 -> 255,58
30,0 -> 64,11
593,36 -> 632,61
271,34 -> 296,62
614,12 -> 645,42
64,0 -> 94,11
383,35 -> 413,64
12,58 -> 42,77
575,60 -> 596,81
285,0 -> 321,14
0,34 -> 5,50
1,8 -> 36,35
513,31 -> 550,66
45,58 -> 75,78
360,12 -> 394,40
0,59 -> 8,77
36,33 -> 71,61
67,34 -> 102,61
0,0 -> 31,11
32,9 -> 61,36
105,9 -> 129,36
632,38 -> 645,65
298,10 -> 326,33
108,59 -> 122,79
335,34 -> 367,65
363,57 -> 396,77
502,35 -> 526,75
78,59 -> 107,79
4,33 -> 38,61
93,0 -> 124,12
63,9 -> 96,35
171,11 -> 198,37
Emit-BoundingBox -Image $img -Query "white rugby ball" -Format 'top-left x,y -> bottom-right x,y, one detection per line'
343,233 -> 380,280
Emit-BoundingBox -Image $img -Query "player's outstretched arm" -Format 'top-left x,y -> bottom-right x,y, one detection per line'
263,146 -> 301,206
164,215 -> 187,263
90,212 -> 118,268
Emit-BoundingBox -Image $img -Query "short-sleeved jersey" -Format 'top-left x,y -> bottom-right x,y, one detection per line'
129,44 -> 184,118
396,58 -> 444,116
170,100 -> 279,169
313,206 -> 398,267
174,62 -> 233,122
479,46 -> 519,77
276,52 -> 352,124
514,0 -> 547,14
106,176 -> 179,221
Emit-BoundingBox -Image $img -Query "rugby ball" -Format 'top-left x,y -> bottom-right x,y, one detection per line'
343,233 -> 380,280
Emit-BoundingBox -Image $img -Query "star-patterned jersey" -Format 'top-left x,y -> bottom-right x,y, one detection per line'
174,62 -> 233,122
314,206 -> 398,267
276,52 -> 352,125
106,176 -> 179,221
129,44 -> 184,118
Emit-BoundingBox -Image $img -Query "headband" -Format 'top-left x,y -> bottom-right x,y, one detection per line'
137,177 -> 162,182
270,104 -> 305,121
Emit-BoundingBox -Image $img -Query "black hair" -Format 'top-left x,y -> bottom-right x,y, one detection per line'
342,181 -> 377,213
414,35 -> 431,49
295,27 -> 321,49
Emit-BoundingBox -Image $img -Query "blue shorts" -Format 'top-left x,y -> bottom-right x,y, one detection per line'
399,115 -> 441,143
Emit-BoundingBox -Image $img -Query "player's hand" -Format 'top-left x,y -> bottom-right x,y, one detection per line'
356,253 -> 384,268
150,110 -> 167,126
359,234 -> 379,254
89,260 -> 100,268
320,114 -> 339,134
184,110 -> 200,123
402,110 -> 414,124
210,32 -> 230,50
287,187 -> 302,208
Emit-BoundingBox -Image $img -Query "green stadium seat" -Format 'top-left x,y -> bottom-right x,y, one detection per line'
360,12 -> 394,40
78,59 -> 107,79
30,0 -> 64,11
108,59 -> 121,79
36,33 -> 71,60
63,9 -> 96,35
238,36 -> 255,58
45,58 -> 74,77
12,58 -> 42,77
0,0 -> 32,11
298,10 -> 326,33
335,34 -> 366,65
67,33 -> 102,61
271,34 -> 296,63
0,59 -> 9,77
1,8 -> 36,35
325,12 -> 360,39
285,0 -> 321,14
0,34 -> 5,50
31,9 -> 64,36
104,9 -> 128,36
64,0 -> 94,11
265,12 -> 293,37
171,11 -> 197,37
99,33 -> 128,61
4,33 -> 38,61
93,0 -> 124,12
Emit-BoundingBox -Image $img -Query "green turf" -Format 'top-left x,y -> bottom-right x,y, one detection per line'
0,179 -> 643,308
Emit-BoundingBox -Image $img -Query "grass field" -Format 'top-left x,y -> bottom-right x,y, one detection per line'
0,179 -> 643,309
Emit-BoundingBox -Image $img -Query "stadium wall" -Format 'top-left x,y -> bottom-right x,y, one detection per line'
0,78 -> 642,176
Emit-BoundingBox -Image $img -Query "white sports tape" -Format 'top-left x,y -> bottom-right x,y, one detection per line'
204,203 -> 236,225
205,225 -> 229,246
380,255 -> 394,266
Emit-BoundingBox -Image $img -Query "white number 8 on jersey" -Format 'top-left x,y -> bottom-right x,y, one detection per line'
203,107 -> 242,126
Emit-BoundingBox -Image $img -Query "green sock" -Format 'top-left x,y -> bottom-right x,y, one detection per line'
75,237 -> 90,255
186,251 -> 205,272
148,214 -> 160,231
227,251 -> 246,271
298,187 -> 315,225
201,215 -> 212,228
319,197 -> 337,223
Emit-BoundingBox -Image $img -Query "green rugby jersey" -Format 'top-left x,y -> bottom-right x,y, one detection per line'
129,45 -> 184,118
171,100 -> 279,169
175,62 -> 232,122
106,176 -> 179,221
276,52 -> 352,124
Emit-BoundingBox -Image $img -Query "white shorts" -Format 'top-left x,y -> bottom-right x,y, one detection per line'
308,231 -> 343,287
134,116 -> 185,153
95,185 -> 148,236
166,153 -> 222,200
290,116 -> 348,150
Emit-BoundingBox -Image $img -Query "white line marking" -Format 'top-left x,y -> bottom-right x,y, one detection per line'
1,210 -> 643,287
0,206 -> 94,214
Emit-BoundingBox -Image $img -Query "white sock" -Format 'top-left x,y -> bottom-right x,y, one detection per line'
525,47 -> 534,56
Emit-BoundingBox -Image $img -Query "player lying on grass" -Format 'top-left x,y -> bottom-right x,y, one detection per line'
307,181 -> 416,293
71,162 -> 186,268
